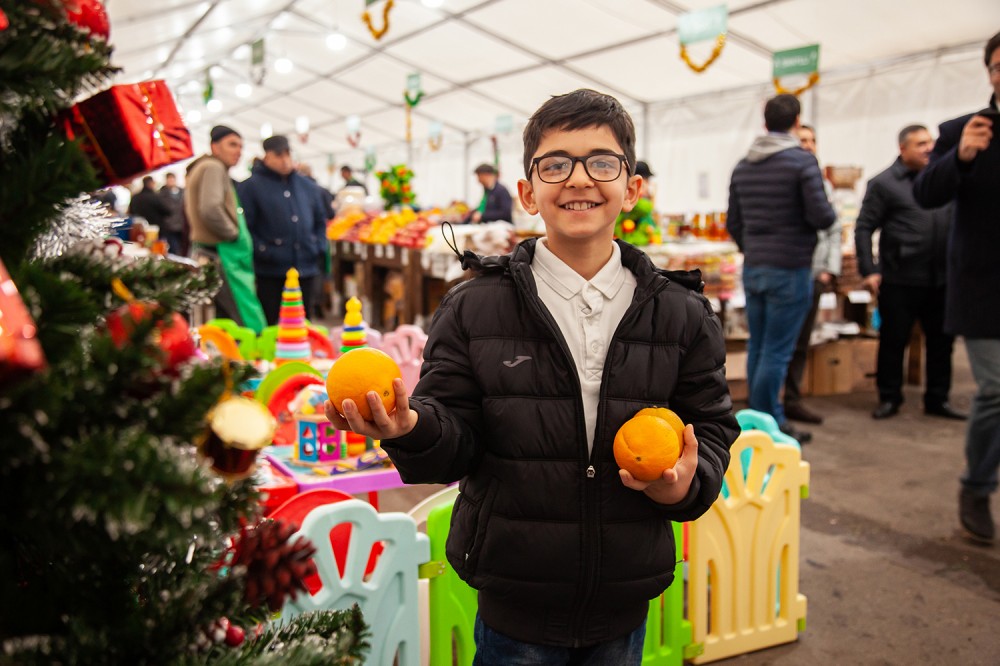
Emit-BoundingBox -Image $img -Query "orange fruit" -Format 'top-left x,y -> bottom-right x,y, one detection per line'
635,407 -> 685,443
326,348 -> 402,421
613,414 -> 682,482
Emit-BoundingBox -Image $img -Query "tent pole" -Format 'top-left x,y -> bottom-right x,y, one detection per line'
464,133 -> 472,203
642,103 -> 651,163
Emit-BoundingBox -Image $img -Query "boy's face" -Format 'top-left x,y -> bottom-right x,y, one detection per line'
518,125 -> 640,247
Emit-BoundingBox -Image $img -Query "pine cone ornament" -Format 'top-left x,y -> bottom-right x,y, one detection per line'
231,519 -> 317,612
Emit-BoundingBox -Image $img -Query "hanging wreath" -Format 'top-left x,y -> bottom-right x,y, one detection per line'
679,33 -> 726,74
362,0 -> 395,41
773,71 -> 821,96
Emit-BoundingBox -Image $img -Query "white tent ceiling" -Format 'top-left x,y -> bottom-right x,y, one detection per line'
103,0 -> 1000,205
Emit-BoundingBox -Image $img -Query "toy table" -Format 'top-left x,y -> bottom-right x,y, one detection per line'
266,445 -> 404,510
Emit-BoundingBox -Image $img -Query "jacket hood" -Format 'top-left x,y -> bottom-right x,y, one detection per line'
251,160 -> 292,180
746,133 -> 801,163
186,153 -> 220,174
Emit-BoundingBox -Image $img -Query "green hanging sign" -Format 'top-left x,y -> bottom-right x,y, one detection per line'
251,38 -> 265,65
203,69 -> 214,103
365,0 -> 379,6
773,44 -> 820,78
495,114 -> 513,134
678,5 -> 728,46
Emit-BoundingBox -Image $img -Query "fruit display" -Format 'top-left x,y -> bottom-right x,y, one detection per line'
327,207 -> 438,249
613,407 -> 685,481
326,347 -> 402,421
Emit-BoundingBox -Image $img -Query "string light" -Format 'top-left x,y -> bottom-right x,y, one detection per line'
326,32 -> 346,50
274,58 -> 293,74
206,99 -> 223,113
235,83 -> 252,98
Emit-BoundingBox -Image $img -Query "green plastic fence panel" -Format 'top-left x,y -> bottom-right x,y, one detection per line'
642,521 -> 691,665
257,325 -> 279,361
427,500 -> 478,666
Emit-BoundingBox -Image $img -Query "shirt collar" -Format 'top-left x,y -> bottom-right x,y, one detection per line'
532,240 -> 627,301
890,156 -> 917,180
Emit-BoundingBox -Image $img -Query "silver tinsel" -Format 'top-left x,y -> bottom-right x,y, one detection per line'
29,196 -> 126,261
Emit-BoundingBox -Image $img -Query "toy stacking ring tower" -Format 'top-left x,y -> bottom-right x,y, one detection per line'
340,297 -> 367,354
275,268 -> 310,365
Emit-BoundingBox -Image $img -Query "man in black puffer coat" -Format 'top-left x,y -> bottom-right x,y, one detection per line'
328,89 -> 739,662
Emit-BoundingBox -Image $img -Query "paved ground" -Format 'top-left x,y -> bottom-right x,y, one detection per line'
375,340 -> 1000,665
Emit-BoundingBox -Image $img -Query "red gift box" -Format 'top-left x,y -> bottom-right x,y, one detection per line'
0,258 -> 46,389
63,80 -> 193,186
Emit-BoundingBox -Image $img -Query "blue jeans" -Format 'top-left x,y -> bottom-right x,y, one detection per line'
962,338 -> 1000,496
743,265 -> 813,425
472,614 -> 646,666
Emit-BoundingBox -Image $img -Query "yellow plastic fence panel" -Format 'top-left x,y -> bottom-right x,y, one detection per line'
687,430 -> 810,663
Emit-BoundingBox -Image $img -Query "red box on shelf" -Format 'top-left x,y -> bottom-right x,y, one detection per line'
63,80 -> 193,186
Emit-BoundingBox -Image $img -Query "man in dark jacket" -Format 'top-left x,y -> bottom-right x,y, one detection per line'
158,172 -> 186,256
913,31 -> 1000,544
465,163 -> 513,223
856,125 -> 962,421
237,135 -> 329,325
128,176 -> 171,231
727,94 -> 837,444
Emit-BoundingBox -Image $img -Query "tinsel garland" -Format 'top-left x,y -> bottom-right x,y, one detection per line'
361,0 -> 394,41
773,71 -> 821,96
679,34 -> 726,74
29,195 -> 122,261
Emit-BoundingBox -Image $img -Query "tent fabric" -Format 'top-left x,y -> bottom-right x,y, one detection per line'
105,0 -> 1000,205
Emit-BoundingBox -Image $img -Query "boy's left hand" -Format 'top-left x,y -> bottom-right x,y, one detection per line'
619,424 -> 699,505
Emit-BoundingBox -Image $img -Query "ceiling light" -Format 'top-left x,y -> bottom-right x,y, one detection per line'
295,115 -> 310,135
422,0 -> 444,7
233,44 -> 251,60
261,122 -> 273,139
235,83 -> 253,98
274,58 -> 293,74
186,110 -> 202,123
210,65 -> 224,78
326,32 -> 347,51
206,99 -> 223,113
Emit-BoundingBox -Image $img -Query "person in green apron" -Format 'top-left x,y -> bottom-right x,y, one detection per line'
184,126 -> 266,333
465,163 -> 513,223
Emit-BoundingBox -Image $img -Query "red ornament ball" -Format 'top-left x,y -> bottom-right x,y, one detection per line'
0,8 -> 9,32
106,302 -> 196,373
65,0 -> 110,41
224,624 -> 245,647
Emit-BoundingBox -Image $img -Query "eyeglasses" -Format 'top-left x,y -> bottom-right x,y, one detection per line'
990,63 -> 1000,75
530,153 -> 629,184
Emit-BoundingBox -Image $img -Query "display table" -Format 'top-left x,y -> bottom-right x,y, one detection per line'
266,445 -> 404,510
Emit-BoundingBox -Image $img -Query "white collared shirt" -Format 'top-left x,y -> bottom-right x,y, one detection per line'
531,240 -> 637,455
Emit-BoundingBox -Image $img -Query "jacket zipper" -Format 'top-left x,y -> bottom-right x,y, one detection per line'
512,258 -> 670,645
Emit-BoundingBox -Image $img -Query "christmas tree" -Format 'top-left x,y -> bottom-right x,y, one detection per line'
0,3 -> 367,663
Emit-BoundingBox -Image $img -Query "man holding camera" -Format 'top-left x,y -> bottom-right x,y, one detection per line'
913,31 -> 1000,544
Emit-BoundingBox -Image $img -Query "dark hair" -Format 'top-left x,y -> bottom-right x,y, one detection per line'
799,124 -> 815,137
142,175 -> 155,187
522,89 -> 636,179
764,94 -> 801,132
898,124 -> 927,146
985,31 -> 1000,66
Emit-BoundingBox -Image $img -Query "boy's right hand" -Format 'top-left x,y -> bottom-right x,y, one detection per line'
324,377 -> 418,440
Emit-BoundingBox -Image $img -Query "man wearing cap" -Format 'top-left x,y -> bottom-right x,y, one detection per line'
238,135 -> 330,325
466,163 -> 512,223
185,125 -> 266,332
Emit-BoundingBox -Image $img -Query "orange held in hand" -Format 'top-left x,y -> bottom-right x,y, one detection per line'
326,347 -> 402,421
613,408 -> 685,482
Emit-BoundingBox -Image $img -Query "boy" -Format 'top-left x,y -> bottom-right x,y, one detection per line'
327,89 -> 738,664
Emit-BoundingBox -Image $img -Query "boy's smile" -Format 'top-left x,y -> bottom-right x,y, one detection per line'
518,125 -> 641,255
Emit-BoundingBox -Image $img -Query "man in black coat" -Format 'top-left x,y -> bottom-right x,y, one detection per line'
913,31 -> 1000,544
465,163 -> 513,223
128,175 -> 171,232
855,125 -> 961,421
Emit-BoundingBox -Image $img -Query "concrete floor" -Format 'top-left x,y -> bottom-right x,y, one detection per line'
375,340 -> 1000,665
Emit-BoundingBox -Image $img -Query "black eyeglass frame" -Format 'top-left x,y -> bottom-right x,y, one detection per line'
529,153 -> 631,184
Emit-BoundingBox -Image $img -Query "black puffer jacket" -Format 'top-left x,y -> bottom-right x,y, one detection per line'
382,239 -> 738,648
